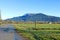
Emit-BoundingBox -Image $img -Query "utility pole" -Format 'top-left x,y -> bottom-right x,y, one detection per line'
0,9 -> 2,25
35,20 -> 36,29
0,10 -> 1,20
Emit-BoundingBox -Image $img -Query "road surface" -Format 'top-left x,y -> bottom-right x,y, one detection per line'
0,24 -> 25,40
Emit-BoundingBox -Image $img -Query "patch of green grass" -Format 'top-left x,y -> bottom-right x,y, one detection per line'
14,24 -> 60,40
29,30 -> 60,40
16,24 -> 60,28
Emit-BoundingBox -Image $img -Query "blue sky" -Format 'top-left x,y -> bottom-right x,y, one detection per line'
0,0 -> 60,19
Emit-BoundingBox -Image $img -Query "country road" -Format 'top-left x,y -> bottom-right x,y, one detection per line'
0,24 -> 25,40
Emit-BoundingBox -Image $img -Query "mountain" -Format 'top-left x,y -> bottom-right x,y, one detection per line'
6,13 -> 60,22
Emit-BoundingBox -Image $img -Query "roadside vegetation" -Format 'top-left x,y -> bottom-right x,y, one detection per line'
14,23 -> 60,40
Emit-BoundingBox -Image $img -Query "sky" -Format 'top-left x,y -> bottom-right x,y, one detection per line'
0,0 -> 60,20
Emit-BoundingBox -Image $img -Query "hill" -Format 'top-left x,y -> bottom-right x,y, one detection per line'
6,13 -> 60,22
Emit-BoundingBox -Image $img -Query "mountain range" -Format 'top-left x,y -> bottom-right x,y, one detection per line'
6,13 -> 60,22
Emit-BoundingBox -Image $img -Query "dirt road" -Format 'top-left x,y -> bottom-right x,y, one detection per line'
0,24 -> 25,40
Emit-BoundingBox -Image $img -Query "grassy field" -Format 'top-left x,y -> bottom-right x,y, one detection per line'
14,23 -> 60,40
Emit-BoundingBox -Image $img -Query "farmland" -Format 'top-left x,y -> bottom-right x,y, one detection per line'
14,23 -> 60,40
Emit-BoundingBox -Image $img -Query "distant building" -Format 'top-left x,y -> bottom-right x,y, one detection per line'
49,22 -> 52,24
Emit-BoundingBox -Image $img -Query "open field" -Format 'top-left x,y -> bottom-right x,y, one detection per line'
14,23 -> 60,40
14,23 -> 60,29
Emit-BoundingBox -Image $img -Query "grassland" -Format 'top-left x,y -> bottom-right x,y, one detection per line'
14,23 -> 60,40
